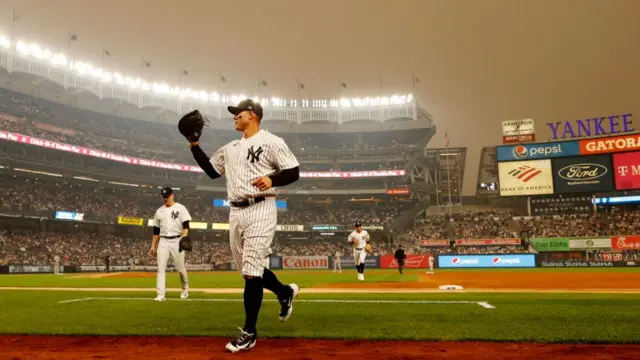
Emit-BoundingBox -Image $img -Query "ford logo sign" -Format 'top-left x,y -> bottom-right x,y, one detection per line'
558,163 -> 607,181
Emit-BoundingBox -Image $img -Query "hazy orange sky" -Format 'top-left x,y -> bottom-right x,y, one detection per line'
0,0 -> 638,195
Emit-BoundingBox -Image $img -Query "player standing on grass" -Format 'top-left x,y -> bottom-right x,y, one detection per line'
149,187 -> 191,302
394,245 -> 406,274
348,222 -> 369,281
186,99 -> 300,353
333,249 -> 342,273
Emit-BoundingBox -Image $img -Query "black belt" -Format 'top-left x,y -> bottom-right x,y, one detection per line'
230,196 -> 266,208
161,235 -> 181,239
356,248 -> 364,250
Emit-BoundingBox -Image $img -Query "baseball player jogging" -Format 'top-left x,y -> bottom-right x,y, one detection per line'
183,99 -> 300,353
394,245 -> 406,274
428,254 -> 435,273
333,249 -> 342,273
149,187 -> 192,302
348,222 -> 370,281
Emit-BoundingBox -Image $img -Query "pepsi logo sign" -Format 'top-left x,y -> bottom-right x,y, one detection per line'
452,257 -> 460,265
513,146 -> 528,158
493,257 -> 501,264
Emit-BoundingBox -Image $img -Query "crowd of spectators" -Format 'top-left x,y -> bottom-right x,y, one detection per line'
0,88 -> 418,172
0,176 -> 409,227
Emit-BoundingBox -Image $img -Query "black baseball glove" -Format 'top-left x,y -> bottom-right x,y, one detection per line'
179,236 -> 192,252
178,110 -> 210,142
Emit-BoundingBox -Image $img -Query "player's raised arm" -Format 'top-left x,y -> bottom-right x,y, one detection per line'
189,142 -> 223,179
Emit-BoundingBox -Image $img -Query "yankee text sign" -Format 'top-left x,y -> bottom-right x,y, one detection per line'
546,114 -> 633,140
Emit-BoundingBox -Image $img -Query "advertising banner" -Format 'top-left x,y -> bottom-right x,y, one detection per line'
311,225 -> 341,231
537,260 -> 615,268
455,239 -> 521,246
420,240 -> 450,247
530,238 -> 571,252
282,256 -> 329,269
502,119 -> 535,144
190,222 -> 208,230
276,224 -> 304,232
551,155 -> 614,194
580,133 -> 640,155
54,211 -> 84,221
211,223 -> 230,230
8,265 -> 59,273
496,141 -> 580,162
498,160 -> 554,196
611,235 -> 640,250
117,216 -> 144,226
438,254 -> 536,268
386,188 -> 410,195
536,251 -> 588,261
569,238 -> 611,250
333,256 -> 380,269
380,254 -> 434,269
613,151 -> 640,190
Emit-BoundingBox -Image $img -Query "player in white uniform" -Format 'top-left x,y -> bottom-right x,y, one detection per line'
53,255 -> 60,275
333,250 -> 342,273
348,222 -> 370,281
149,187 -> 191,302
189,99 -> 300,353
428,254 -> 435,272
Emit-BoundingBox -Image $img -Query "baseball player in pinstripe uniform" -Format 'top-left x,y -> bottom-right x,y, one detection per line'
189,99 -> 300,353
348,222 -> 370,281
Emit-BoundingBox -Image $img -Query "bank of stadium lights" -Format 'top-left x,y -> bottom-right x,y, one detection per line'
4,34 -> 415,108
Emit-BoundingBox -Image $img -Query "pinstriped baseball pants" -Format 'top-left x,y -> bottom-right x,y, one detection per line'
229,197 -> 277,278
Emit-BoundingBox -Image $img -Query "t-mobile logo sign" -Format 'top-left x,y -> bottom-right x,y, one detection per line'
617,165 -> 640,177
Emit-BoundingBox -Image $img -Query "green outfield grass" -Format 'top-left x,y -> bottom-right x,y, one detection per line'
1,269 -> 640,343
0,289 -> 639,343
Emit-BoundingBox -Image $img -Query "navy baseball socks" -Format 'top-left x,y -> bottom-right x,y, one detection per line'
227,268 -> 299,352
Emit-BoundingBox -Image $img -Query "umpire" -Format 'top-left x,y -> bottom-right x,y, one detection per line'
394,245 -> 406,274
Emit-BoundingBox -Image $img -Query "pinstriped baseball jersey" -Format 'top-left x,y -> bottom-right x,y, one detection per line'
208,129 -> 299,277
209,130 -> 299,202
348,230 -> 370,249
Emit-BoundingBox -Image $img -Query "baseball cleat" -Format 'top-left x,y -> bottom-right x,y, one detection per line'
180,291 -> 189,299
357,274 -> 365,281
225,327 -> 257,353
279,283 -> 299,322
153,296 -> 166,302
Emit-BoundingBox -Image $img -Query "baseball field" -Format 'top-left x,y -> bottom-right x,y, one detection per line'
1,268 -> 639,359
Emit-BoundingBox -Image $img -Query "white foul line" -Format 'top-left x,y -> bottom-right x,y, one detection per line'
57,297 -> 494,309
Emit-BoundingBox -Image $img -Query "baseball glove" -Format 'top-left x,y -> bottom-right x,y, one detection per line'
365,243 -> 373,253
178,110 -> 210,142
179,236 -> 192,252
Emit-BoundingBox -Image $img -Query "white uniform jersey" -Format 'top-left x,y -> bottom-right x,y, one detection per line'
348,230 -> 370,249
209,130 -> 299,202
153,203 -> 192,237
428,255 -> 435,264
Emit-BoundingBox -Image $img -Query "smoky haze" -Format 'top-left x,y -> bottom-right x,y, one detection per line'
1,0 -> 638,195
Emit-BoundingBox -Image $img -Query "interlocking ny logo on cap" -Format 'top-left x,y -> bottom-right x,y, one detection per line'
507,165 -> 542,182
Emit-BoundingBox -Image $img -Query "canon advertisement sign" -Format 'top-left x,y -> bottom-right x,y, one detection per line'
282,256 -> 329,269
551,155 -> 614,194
613,151 -> 640,190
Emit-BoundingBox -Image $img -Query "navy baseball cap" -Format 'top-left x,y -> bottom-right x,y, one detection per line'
228,99 -> 263,118
354,222 -> 362,227
160,187 -> 174,197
